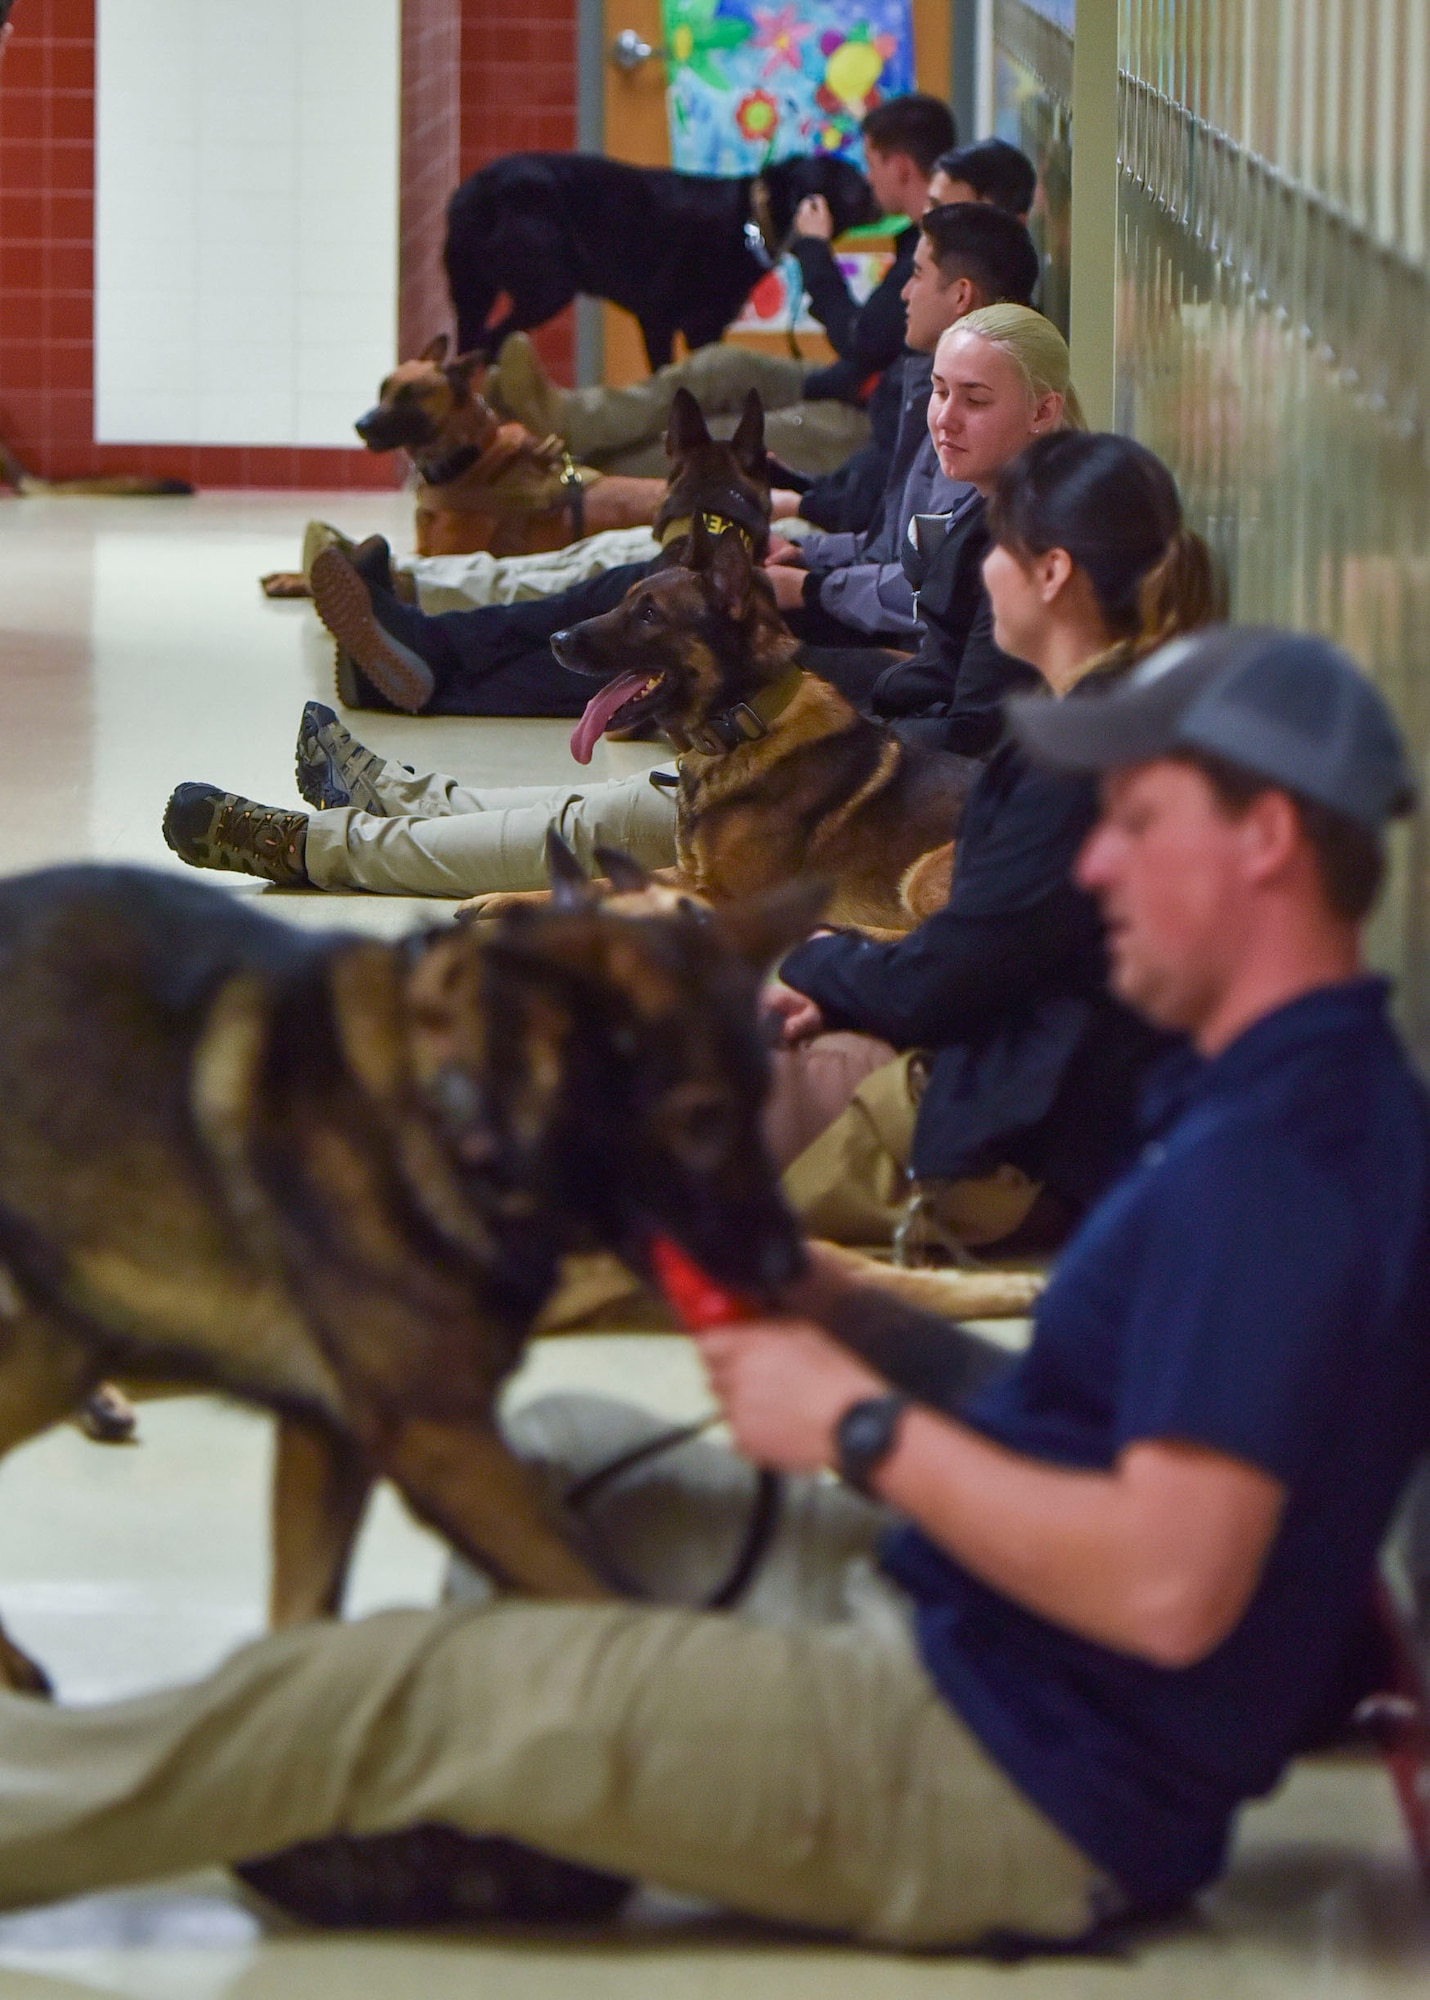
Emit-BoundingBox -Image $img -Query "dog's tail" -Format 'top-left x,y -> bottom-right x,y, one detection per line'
0,437 -> 194,498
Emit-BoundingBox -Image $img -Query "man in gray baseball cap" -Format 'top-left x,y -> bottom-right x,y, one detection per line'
1008,624 -> 1418,830
1006,624 -> 1418,1053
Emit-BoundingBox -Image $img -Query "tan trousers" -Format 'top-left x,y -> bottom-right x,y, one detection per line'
404,513 -> 823,614
304,764 -> 678,898
775,1044 -> 1043,1250
405,526 -> 662,614
0,1394 -> 1103,1945
533,345 -> 868,478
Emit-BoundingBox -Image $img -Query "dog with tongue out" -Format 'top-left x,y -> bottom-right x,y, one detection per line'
471,512 -> 978,938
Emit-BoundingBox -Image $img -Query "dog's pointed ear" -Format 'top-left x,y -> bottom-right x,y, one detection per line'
421,334 -> 450,364
709,525 -> 754,620
730,390 -> 766,476
448,349 -> 485,397
712,878 -> 830,975
666,386 -> 712,459
544,827 -> 594,910
593,845 -> 652,894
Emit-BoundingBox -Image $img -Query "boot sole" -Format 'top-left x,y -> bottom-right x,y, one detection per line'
310,548 -> 434,713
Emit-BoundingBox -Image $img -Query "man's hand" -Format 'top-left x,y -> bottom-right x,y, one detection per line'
763,537 -> 804,567
793,194 -> 834,241
770,489 -> 804,520
763,564 -> 808,612
763,979 -> 825,1043
696,1321 -> 886,1472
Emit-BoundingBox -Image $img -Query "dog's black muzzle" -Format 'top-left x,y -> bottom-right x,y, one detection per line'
549,627 -> 601,675
354,406 -> 436,453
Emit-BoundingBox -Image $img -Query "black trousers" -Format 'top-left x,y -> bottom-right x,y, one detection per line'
383,562 -> 657,718
378,563 -> 908,720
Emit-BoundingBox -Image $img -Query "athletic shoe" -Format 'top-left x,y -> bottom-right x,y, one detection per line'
310,546 -> 435,713
295,701 -> 391,814
162,783 -> 309,886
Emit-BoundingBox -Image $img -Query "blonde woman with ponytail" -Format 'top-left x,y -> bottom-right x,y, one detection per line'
767,431 -> 1216,1258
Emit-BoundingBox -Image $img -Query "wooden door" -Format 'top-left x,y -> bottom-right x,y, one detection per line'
600,0 -> 672,385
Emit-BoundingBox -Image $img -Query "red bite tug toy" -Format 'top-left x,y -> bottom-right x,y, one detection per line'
649,1234 -> 761,1330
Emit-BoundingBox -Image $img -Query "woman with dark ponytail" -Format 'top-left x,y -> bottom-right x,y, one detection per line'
982,430 -> 1218,665
765,432 -> 1218,1255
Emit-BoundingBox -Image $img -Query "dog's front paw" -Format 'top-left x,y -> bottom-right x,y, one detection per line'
454,891 -> 552,925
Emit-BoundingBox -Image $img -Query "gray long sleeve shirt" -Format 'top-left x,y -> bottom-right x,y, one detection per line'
797,353 -> 972,640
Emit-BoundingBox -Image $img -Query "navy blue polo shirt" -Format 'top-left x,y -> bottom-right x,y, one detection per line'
882,978 -> 1430,1906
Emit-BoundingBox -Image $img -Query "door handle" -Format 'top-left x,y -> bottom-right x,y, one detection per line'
610,28 -> 666,71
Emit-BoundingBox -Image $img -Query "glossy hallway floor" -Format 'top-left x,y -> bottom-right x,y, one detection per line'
0,492 -> 1426,1998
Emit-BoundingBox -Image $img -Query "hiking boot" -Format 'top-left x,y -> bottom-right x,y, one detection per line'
295,701 -> 392,814
489,331 -> 569,439
235,1825 -> 631,1930
310,547 -> 435,713
162,783 -> 309,886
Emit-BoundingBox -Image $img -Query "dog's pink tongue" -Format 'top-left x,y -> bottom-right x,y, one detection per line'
570,673 -> 650,765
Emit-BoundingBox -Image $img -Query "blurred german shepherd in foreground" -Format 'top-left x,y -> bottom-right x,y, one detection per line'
0,859 -> 816,1693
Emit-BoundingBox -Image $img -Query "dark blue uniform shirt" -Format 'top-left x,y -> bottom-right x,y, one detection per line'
882,978 -> 1430,1905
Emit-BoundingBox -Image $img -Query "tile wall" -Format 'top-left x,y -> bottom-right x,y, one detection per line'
458,0 -> 576,381
399,0 -> 461,360
0,0 -> 582,486
0,0 -> 399,486
94,0 -> 402,452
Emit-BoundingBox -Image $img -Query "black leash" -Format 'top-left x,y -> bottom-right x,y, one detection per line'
564,1415 -> 782,1611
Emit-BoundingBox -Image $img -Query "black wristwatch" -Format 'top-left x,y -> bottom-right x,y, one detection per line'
833,1393 -> 910,1494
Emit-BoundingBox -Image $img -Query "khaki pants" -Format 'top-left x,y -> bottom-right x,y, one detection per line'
404,526 -> 663,614
404,512 -> 824,614
304,765 -> 678,899
0,1394 -> 1103,1945
776,1044 -> 1042,1250
535,345 -> 868,477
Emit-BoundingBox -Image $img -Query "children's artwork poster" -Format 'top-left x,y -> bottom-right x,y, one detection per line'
731,244 -> 893,335
660,1 -> 916,178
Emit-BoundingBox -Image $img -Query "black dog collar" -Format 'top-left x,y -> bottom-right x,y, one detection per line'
685,661 -> 804,756
416,442 -> 482,489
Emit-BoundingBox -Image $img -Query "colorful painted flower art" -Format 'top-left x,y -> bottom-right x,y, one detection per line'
660,0 -> 915,176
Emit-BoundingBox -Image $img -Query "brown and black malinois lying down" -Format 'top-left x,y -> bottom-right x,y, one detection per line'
0,439 -> 193,499
351,335 -> 663,560
0,857 -> 829,1694
458,514 -> 974,936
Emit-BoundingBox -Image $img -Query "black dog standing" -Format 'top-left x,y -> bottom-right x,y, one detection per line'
445,151 -> 878,369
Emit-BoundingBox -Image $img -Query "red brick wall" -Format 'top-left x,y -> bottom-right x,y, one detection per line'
0,0 -> 99,482
459,0 -> 577,383
400,0 -> 463,361
0,0 -> 582,484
